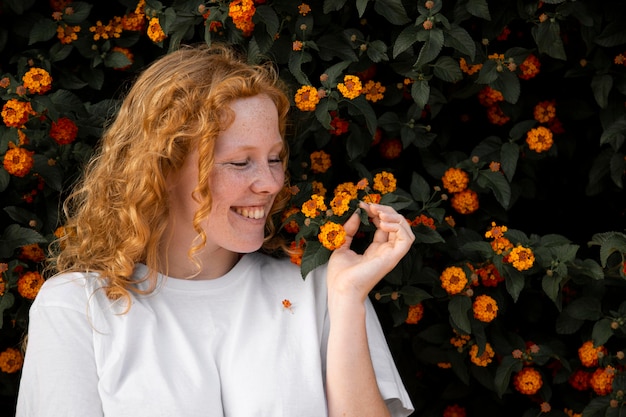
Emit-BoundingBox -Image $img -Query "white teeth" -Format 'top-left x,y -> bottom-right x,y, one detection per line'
235,207 -> 265,219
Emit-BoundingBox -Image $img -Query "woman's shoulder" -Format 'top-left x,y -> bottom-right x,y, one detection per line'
33,271 -> 102,311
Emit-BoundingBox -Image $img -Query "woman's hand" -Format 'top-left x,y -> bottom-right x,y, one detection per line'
327,201 -> 415,304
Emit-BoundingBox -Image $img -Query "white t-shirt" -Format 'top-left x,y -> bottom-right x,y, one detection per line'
16,252 -> 413,417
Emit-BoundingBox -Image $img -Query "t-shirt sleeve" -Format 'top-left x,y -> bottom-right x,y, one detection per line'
364,298 -> 414,417
16,276 -> 104,417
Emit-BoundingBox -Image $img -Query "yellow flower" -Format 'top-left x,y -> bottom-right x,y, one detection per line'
442,167 -> 469,193
3,146 -> 35,177
318,221 -> 346,250
17,271 -> 45,300
485,222 -> 507,239
334,182 -> 358,199
330,191 -> 352,216
526,126 -> 553,153
507,245 -> 535,271
310,150 -> 331,173
440,266 -> 468,295
363,80 -> 385,102
22,68 -> 53,95
469,343 -> 495,367
0,348 -> 24,374
147,17 -> 167,43
514,367 -> 543,394
473,294 -> 498,322
2,99 -> 36,128
373,171 -> 397,194
301,194 -> 326,218
451,189 -> 479,214
294,85 -> 320,111
312,180 -> 327,197
337,75 -> 362,99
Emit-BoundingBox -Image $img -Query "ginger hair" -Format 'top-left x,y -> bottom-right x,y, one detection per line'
52,43 -> 291,303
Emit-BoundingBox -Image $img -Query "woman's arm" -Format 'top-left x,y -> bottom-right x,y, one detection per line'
325,202 -> 414,417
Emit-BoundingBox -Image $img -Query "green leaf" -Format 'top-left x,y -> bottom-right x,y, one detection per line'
255,5 -> 279,37
592,318 -> 614,346
410,171 -> 431,203
531,20 -> 566,60
0,224 -> 47,258
491,70 -> 520,104
503,266 -> 525,302
475,60 -> 498,84
4,0 -> 36,14
555,311 -> 584,334
3,206 -> 42,228
321,61 -> 351,88
460,241 -> 494,258
104,50 -> 132,69
500,142 -> 519,182
466,0 -> 491,20
0,169 -> 9,193
323,0 -> 348,13
374,0 -> 410,25
600,115 -> 626,150
393,24 -> 420,58
413,227 -> 445,244
443,25 -> 476,60
476,170 -> 511,209
542,273 -> 561,305
449,295 -> 472,334
564,297 -> 602,321
63,2 -> 93,24
314,98 -> 332,129
300,240 -> 331,279
494,356 -> 522,398
28,18 -> 57,44
366,40 -> 389,63
345,96 -> 377,136
591,74 -> 613,109
346,125 -> 370,161
356,0 -> 369,17
575,259 -> 605,280
49,43 -> 73,62
33,154 -> 63,191
594,20 -> 626,48
509,120 -> 537,141
288,51 -> 312,85
610,152 -> 624,188
411,80 -> 430,110
400,285 -> 432,305
432,56 -> 462,82
415,28 -> 444,67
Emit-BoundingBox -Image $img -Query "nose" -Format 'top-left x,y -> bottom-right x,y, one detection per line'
251,162 -> 284,195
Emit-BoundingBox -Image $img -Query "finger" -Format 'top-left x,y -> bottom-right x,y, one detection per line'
341,208 -> 362,237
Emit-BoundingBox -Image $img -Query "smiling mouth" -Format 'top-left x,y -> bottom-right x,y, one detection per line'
233,207 -> 265,220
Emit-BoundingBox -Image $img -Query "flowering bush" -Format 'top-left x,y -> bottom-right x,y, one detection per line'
1,0 -> 625,415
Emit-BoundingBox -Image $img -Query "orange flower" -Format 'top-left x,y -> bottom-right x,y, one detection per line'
440,266 -> 468,295
330,191 -> 352,216
362,80 -> 385,102
50,116 -> 79,145
147,17 -> 167,43
442,167 -> 469,193
17,271 -> 45,299
294,85 -> 320,112
485,222 -> 507,239
111,46 -> 134,71
478,86 -> 504,107
379,138 -> 402,159
56,23 -> 81,44
473,294 -> 498,322
22,68 -> 53,95
476,263 -> 504,287
459,57 -> 482,75
0,348 -> 24,374
513,367 -> 543,395
281,207 -> 300,234
288,239 -> 305,266
519,54 -> 541,80
507,245 -> 535,271
409,214 -> 436,230
526,126 -> 553,153
486,105 -> 510,125
533,100 -> 556,123
469,343 -> 495,367
451,189 -> 479,215
337,75 -> 362,99
443,404 -> 466,417
372,171 -> 397,194
590,366 -> 615,396
405,303 -> 424,324
3,146 -> 35,177
578,341 -> 607,367
298,3 -> 311,16
318,221 -> 346,250
329,113 -> 349,136
228,0 -> 256,36
310,150 -> 331,173
20,244 -> 46,263
301,194 -> 326,218
2,99 -> 36,128
568,368 -> 591,391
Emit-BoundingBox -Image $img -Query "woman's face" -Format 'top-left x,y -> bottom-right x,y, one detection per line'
166,94 -> 285,260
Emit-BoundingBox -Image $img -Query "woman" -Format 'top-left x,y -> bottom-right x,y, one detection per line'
16,43 -> 415,417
